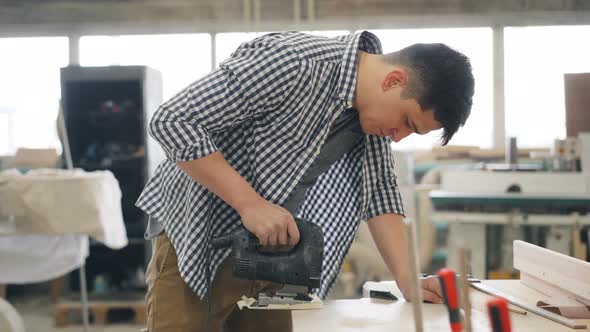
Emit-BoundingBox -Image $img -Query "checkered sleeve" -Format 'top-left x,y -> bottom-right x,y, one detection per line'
149,44 -> 300,162
365,136 -> 406,219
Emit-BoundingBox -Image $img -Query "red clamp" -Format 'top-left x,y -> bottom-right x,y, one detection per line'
437,268 -> 462,332
487,297 -> 512,332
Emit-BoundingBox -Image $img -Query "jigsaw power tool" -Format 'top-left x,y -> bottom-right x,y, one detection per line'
210,218 -> 323,307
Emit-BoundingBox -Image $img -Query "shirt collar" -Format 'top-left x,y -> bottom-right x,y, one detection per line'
335,31 -> 383,104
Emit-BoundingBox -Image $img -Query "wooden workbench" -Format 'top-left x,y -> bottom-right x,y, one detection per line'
293,280 -> 590,331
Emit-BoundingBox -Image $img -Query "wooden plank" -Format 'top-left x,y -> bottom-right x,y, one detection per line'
49,277 -> 65,303
54,299 -> 146,326
459,247 -> 473,332
432,212 -> 590,226
403,218 -> 423,332
57,300 -> 145,309
470,281 -> 587,329
513,240 -> 590,304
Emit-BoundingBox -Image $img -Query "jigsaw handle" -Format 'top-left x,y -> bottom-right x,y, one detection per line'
210,227 -> 260,250
210,218 -> 303,251
437,268 -> 462,332
487,297 -> 511,332
210,233 -> 234,249
211,217 -> 323,289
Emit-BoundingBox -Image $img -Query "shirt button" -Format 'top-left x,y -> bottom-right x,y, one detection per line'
346,101 -> 353,108
338,93 -> 344,98
315,147 -> 321,156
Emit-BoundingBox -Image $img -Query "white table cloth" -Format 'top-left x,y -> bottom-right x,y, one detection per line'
0,168 -> 127,284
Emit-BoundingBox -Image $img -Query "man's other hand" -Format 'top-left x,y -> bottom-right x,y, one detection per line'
399,275 -> 444,304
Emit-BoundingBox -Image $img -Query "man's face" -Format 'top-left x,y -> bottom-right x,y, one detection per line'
357,68 -> 442,142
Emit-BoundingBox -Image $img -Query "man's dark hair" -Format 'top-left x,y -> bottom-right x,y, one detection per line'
383,43 -> 474,145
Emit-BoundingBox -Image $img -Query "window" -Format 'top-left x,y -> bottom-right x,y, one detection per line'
0,108 -> 15,155
369,28 -> 493,151
80,34 -> 212,100
0,37 -> 69,154
505,26 -> 590,148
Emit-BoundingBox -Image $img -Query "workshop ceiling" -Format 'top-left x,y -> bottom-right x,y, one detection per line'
1,0 -> 589,35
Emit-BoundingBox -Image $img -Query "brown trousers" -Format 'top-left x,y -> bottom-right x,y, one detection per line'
146,232 -> 293,332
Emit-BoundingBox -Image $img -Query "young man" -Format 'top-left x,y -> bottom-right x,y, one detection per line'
137,31 -> 474,332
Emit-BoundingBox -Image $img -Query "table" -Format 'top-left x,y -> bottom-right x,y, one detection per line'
0,168 -> 128,331
292,280 -> 590,331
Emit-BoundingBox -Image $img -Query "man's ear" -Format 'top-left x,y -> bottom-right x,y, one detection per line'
382,68 -> 408,92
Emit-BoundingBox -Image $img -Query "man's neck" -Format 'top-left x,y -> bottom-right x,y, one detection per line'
354,51 -> 380,111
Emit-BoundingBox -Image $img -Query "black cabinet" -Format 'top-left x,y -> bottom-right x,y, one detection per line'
60,65 -> 163,292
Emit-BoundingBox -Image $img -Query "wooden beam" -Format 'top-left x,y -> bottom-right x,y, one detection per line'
513,240 -> 590,305
471,281 -> 587,329
404,218 -> 424,332
459,247 -> 473,332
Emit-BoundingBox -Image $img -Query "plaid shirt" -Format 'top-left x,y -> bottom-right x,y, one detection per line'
136,31 -> 405,299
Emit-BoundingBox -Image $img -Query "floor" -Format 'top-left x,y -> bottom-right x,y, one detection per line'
11,295 -> 142,332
